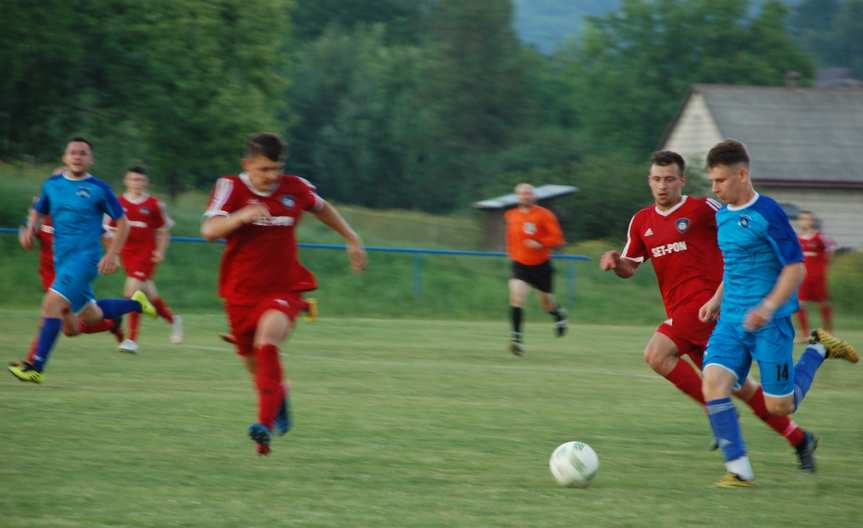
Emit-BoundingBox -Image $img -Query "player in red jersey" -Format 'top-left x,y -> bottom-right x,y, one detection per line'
600,151 -> 816,471
795,210 -> 834,337
202,133 -> 366,455
107,166 -> 181,353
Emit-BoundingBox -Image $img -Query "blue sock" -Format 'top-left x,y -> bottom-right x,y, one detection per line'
706,398 -> 747,462
96,298 -> 141,319
793,345 -> 826,411
31,318 -> 62,372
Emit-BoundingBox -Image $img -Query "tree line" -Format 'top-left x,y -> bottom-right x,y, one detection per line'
2,0 -> 843,240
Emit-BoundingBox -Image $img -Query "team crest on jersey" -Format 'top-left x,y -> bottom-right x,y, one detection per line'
76,187 -> 91,199
523,222 -> 537,235
281,195 -> 296,208
675,218 -> 690,234
738,215 -> 751,228
140,207 -> 150,215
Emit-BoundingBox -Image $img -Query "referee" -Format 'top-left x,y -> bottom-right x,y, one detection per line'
505,183 -> 567,356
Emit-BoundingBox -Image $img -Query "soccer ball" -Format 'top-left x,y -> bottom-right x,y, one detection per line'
549,441 -> 599,488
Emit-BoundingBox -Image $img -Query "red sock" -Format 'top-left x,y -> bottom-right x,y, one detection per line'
664,358 -> 705,405
129,312 -> 140,341
152,298 -> 174,323
796,309 -> 810,336
254,344 -> 284,430
745,386 -> 806,447
79,319 -> 115,334
819,305 -> 833,333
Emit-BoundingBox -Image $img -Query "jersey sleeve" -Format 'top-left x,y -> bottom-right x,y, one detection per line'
621,212 -> 647,263
34,184 -> 50,215
99,184 -> 125,220
154,200 -> 174,230
757,199 -> 804,265
204,177 -> 239,217
294,176 -> 325,212
537,209 -> 565,248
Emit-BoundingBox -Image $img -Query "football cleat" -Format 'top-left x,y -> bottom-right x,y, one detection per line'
8,362 -> 43,384
810,329 -> 858,363
274,395 -> 292,436
554,308 -> 568,337
795,431 -> 817,473
118,339 -> 139,354
249,423 -> 272,455
510,332 -> 525,356
716,472 -> 754,488
131,290 -> 158,319
170,314 -> 183,344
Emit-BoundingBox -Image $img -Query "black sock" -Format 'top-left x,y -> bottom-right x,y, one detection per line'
549,305 -> 565,322
511,306 -> 523,336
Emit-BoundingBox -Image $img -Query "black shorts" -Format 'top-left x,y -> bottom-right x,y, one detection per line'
511,260 -> 554,293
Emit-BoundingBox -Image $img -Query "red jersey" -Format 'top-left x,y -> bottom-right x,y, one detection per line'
622,196 -> 723,316
798,231 -> 833,279
110,194 -> 171,258
204,172 -> 324,305
37,215 -> 54,270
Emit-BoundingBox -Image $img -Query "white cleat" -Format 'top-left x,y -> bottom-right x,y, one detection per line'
170,315 -> 183,344
118,339 -> 139,354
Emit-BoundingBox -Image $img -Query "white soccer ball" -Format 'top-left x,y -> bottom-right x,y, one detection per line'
549,441 -> 599,488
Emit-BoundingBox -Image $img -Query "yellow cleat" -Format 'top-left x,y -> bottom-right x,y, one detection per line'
716,473 -> 754,488
811,329 -> 859,364
131,290 -> 157,319
8,362 -> 44,384
305,298 -> 318,322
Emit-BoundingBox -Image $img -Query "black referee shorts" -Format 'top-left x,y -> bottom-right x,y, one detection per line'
511,260 -> 554,293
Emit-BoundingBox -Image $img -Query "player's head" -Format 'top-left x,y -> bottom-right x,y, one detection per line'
706,139 -> 751,205
243,133 -> 285,190
515,183 -> 535,207
124,165 -> 149,194
648,150 -> 686,209
62,136 -> 93,176
798,210 -> 817,230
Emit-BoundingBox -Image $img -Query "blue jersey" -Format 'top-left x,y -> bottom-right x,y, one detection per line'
715,193 -> 803,323
34,173 -> 124,263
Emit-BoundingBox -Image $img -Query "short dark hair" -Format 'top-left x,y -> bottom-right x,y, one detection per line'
246,133 -> 286,162
798,210 -> 815,217
68,136 -> 93,150
127,165 -> 147,175
650,150 -> 685,175
707,139 -> 749,168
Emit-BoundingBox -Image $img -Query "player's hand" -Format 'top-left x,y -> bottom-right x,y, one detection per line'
524,239 -> 543,249
698,298 -> 721,323
347,241 -> 367,272
151,250 -> 164,263
18,226 -> 34,250
599,250 -> 621,271
234,203 -> 271,224
743,302 -> 775,332
99,253 -> 119,275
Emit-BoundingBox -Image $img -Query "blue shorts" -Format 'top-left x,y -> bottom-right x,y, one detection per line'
704,317 -> 796,397
49,254 -> 99,313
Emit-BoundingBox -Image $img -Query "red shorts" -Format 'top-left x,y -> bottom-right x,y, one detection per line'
656,303 -> 716,370
225,294 -> 309,357
122,254 -> 156,281
798,275 -> 828,302
39,265 -> 55,292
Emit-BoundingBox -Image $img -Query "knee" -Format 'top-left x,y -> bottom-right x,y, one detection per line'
643,346 -> 672,375
702,371 -> 732,401
765,398 -> 794,416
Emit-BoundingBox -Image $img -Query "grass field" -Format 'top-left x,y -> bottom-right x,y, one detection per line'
1,312 -> 861,528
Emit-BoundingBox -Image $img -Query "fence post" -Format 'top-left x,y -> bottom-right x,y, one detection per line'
413,254 -> 424,297
566,260 -> 577,306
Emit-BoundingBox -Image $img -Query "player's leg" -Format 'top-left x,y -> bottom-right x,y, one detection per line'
537,291 -> 567,338
146,280 -> 182,344
249,308 -> 294,455
702,321 -> 754,485
645,331 -> 705,405
8,290 -> 76,382
508,277 -> 530,355
795,306 -> 810,342
120,276 -> 146,352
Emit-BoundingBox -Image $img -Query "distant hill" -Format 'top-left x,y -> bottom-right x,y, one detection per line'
514,0 -> 800,54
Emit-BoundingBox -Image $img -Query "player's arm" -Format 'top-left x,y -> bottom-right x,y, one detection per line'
312,200 -> 367,272
20,208 -> 43,250
743,263 -> 805,331
201,204 -> 270,240
599,251 -> 639,278
699,282 -> 724,322
534,211 -> 565,249
100,216 -> 128,274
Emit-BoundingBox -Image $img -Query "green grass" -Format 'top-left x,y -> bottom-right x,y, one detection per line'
1,313 -> 861,527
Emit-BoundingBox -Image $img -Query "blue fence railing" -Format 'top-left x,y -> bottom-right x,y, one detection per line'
0,227 -> 590,302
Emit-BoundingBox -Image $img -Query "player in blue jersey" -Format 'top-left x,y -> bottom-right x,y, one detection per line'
697,139 -> 858,487
8,137 -> 158,384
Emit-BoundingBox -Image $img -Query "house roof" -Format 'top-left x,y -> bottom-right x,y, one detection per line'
473,184 -> 577,210
686,84 -> 863,186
